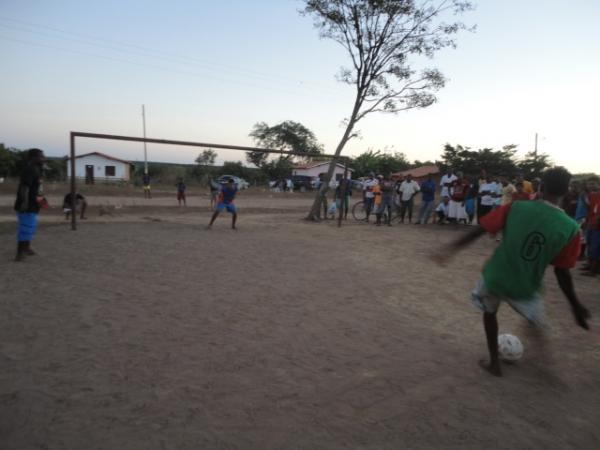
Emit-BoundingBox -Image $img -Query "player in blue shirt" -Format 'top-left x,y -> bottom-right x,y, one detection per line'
208,178 -> 238,229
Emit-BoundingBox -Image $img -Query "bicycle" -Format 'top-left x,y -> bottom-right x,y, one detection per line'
352,199 -> 400,222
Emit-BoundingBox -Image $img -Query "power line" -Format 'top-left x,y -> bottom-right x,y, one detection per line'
0,34 -> 346,100
0,15 -> 347,96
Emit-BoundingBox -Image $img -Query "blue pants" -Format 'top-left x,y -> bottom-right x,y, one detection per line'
17,212 -> 38,241
417,200 -> 435,224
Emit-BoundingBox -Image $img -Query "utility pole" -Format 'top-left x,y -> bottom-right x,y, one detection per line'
142,105 -> 148,174
534,132 -> 538,158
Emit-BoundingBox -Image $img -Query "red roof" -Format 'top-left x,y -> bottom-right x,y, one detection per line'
392,164 -> 439,179
67,151 -> 131,165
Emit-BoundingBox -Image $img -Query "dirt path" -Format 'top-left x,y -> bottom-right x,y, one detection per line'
1,210 -> 599,449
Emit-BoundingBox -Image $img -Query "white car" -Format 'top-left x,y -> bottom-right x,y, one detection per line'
218,175 -> 250,190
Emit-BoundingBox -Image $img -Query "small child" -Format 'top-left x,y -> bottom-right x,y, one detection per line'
435,196 -> 450,224
175,178 -> 187,206
328,202 -> 338,219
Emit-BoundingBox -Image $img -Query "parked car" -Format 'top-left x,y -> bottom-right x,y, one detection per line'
291,175 -> 313,192
217,175 -> 250,190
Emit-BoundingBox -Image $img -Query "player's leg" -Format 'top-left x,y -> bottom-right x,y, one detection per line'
228,204 -> 238,229
481,312 -> 502,376
208,209 -> 220,228
80,200 -> 87,219
407,199 -> 414,223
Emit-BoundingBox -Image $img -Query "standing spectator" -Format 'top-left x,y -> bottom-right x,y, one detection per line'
377,174 -> 395,226
491,176 -> 503,208
398,174 -> 420,224
362,173 -> 377,223
531,178 -> 542,200
14,148 -> 46,261
500,176 -> 517,205
516,172 -> 534,195
142,172 -> 152,199
335,177 -> 353,220
582,176 -> 600,276
464,179 -> 478,225
448,171 -> 469,223
561,181 -> 581,218
394,174 -> 405,202
286,178 -> 294,193
175,178 -> 187,206
478,175 -> 497,220
512,182 -> 532,202
476,169 -> 487,223
317,173 -> 328,220
372,176 -> 383,224
440,168 -> 458,198
416,173 -> 437,225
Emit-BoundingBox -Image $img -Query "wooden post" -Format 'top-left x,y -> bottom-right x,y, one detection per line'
70,132 -> 77,231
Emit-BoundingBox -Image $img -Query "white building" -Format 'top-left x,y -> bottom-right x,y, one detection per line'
67,152 -> 133,183
292,161 -> 353,181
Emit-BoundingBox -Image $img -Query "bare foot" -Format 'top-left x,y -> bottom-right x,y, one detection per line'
478,359 -> 502,377
206,225 -> 212,230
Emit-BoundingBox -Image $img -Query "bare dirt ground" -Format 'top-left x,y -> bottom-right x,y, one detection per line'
1,191 -> 599,450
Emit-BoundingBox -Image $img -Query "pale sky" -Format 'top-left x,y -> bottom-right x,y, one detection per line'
1,0 -> 599,173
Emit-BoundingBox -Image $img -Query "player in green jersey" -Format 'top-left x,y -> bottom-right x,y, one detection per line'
434,167 -> 590,377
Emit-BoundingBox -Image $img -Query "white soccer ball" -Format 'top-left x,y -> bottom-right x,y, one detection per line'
498,334 -> 524,361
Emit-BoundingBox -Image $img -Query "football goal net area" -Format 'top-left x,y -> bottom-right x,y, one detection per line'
67,131 -> 350,230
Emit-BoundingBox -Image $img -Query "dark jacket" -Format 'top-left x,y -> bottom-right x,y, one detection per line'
14,163 -> 42,213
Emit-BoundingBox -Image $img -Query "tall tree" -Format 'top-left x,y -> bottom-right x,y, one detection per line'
247,120 -> 323,166
194,148 -> 217,182
351,149 -> 410,177
518,150 -> 552,179
301,0 -> 473,220
440,144 -> 518,177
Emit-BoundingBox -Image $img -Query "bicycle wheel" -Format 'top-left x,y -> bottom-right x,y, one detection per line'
352,201 -> 368,221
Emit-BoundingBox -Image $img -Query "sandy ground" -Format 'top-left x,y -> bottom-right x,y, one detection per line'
1,194 -> 599,450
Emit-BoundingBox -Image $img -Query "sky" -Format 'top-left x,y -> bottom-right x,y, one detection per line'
1,0 -> 599,173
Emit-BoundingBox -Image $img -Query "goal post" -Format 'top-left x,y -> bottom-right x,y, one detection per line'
68,131 -> 349,230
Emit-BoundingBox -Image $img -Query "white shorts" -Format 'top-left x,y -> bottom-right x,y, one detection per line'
448,200 -> 467,220
471,277 -> 546,327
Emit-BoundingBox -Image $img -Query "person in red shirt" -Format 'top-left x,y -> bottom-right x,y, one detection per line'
582,176 -> 600,276
448,172 -> 470,223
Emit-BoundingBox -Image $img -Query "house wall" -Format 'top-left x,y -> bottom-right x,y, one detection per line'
68,155 -> 130,181
293,164 -> 353,180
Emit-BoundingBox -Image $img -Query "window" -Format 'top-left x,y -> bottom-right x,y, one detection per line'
105,166 -> 116,176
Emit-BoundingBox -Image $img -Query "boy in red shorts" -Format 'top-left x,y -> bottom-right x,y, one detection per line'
434,167 -> 590,377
